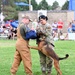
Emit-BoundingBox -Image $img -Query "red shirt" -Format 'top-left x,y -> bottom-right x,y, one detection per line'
57,22 -> 63,29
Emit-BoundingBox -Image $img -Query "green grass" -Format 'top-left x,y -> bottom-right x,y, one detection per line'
0,39 -> 75,75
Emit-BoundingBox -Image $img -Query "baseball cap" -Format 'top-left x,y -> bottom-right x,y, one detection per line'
22,15 -> 32,22
39,15 -> 48,21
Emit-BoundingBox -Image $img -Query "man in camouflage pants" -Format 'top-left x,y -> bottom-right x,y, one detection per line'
37,15 -> 54,75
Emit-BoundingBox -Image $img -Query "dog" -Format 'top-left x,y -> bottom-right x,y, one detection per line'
29,32 -> 69,75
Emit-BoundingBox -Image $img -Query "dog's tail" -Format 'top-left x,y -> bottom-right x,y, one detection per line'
59,54 -> 69,60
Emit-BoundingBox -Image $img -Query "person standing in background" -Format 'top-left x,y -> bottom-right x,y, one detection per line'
52,21 -> 58,38
10,16 -> 33,75
72,20 -> 75,33
31,19 -> 38,31
57,19 -> 64,39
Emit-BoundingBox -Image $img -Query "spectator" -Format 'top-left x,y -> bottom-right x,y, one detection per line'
68,22 -> 72,33
11,28 -> 17,40
0,25 -> 3,33
57,19 -> 64,39
72,20 -> 75,33
31,19 -> 38,31
65,22 -> 72,40
60,33 -> 65,40
3,26 -> 9,34
52,21 -> 58,38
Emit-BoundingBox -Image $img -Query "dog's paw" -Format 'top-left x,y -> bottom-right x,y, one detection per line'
28,45 -> 31,48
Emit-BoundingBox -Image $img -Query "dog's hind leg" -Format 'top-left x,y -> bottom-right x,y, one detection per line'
54,60 -> 62,75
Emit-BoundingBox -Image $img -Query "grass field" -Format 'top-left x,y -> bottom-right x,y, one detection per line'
0,39 -> 75,75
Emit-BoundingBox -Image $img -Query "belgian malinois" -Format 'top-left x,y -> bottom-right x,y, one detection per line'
29,32 -> 69,75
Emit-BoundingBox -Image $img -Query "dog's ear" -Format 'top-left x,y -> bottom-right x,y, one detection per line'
40,32 -> 46,36
37,31 -> 46,37
37,31 -> 42,36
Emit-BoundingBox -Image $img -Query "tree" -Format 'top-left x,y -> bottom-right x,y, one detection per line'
52,1 -> 59,10
62,0 -> 69,10
0,1 -> 1,13
3,5 -> 17,20
31,0 -> 38,10
2,0 -> 14,6
48,5 -> 52,10
2,0 -> 33,20
2,0 -> 18,20
38,0 -> 49,10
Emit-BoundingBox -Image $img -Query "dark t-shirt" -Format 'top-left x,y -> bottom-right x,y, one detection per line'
20,24 -> 30,40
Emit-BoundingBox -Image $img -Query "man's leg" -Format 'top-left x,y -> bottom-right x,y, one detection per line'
38,51 -> 46,75
10,49 -> 22,75
46,57 -> 53,75
20,47 -> 33,75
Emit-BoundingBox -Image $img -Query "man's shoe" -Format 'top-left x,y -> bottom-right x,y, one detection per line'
11,73 -> 16,75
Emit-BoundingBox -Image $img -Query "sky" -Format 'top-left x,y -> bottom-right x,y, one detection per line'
36,0 -> 68,6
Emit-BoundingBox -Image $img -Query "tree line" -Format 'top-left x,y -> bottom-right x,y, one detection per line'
0,0 -> 69,20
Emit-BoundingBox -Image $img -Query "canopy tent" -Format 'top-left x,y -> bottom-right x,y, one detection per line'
0,12 -> 5,22
11,20 -> 19,28
15,2 -> 30,6
15,2 -> 33,11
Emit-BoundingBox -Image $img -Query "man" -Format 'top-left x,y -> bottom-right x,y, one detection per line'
72,20 -> 75,33
31,19 -> 38,31
36,15 -> 54,75
57,19 -> 64,39
10,16 -> 33,75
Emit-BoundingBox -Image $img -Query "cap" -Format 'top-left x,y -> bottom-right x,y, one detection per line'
22,15 -> 32,22
39,15 -> 48,21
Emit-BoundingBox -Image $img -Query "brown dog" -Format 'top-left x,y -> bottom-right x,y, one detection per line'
29,32 -> 69,75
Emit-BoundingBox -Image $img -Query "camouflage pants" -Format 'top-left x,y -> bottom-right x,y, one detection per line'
38,51 -> 53,74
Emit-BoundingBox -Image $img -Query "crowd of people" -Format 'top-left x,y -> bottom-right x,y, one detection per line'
52,19 -> 75,40
0,20 -> 17,40
1,17 -> 75,40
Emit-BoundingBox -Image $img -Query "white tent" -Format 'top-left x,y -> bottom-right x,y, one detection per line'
0,12 -> 5,22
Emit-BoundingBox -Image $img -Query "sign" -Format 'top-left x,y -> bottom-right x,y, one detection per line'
38,10 -> 47,17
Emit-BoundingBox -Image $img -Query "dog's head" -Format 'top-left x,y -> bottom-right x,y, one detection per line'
36,31 -> 46,42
